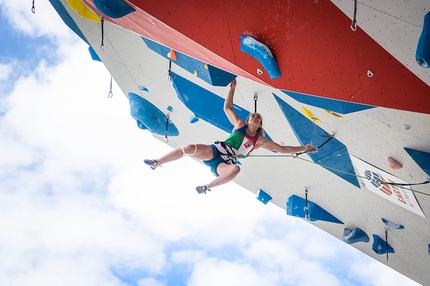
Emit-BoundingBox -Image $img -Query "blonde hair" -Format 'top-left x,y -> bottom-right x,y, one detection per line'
246,113 -> 264,136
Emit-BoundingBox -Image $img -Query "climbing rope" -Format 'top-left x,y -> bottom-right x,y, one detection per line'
31,0 -> 36,14
245,153 -> 430,196
351,0 -> 358,31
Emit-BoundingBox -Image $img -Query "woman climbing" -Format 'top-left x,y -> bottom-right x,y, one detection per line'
144,79 -> 317,194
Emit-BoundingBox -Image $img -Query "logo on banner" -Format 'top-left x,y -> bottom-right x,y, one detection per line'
350,155 -> 425,218
364,170 -> 412,207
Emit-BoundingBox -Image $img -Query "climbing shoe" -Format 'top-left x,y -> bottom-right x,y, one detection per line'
144,159 -> 159,170
196,185 -> 211,194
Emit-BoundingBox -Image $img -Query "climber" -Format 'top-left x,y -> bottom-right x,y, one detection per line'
144,79 -> 317,194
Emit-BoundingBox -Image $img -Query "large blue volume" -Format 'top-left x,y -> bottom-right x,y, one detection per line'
128,92 -> 179,136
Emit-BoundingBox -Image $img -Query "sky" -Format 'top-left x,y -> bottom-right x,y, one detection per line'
0,1 -> 422,286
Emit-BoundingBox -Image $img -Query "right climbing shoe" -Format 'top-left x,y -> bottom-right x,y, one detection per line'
144,159 -> 159,170
196,185 -> 211,194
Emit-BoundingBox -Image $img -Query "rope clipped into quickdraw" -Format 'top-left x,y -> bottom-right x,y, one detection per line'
254,93 -> 258,113
100,17 -> 105,50
165,113 -> 170,142
305,187 -> 309,220
168,61 -> 172,81
293,132 -> 335,157
31,0 -> 36,14
108,75 -> 113,98
351,0 -> 358,31
385,229 -> 389,263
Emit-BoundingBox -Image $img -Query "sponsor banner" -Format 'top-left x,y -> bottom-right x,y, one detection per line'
351,155 -> 425,218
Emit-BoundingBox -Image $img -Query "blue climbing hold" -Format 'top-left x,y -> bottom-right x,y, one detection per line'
94,0 -> 135,18
372,234 -> 395,255
88,46 -> 101,62
404,147 -> 430,176
138,86 -> 149,92
382,218 -> 404,230
136,120 -> 147,130
142,37 -> 236,86
281,90 -> 374,114
190,116 -> 199,124
128,92 -> 179,136
240,35 -> 281,79
274,93 -> 360,188
416,12 -> 430,68
342,228 -> 370,244
256,189 -> 272,205
286,195 -> 343,224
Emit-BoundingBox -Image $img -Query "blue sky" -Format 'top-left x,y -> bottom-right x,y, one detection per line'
0,1 -> 421,286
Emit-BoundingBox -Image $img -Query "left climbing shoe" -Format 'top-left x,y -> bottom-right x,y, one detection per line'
196,185 -> 211,194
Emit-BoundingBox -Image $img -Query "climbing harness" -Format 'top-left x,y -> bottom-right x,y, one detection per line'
31,0 -> 36,14
108,75 -> 113,98
100,17 -> 105,50
351,0 -> 358,31
214,141 -> 238,164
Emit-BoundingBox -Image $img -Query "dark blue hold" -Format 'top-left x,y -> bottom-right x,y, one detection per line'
139,86 -> 149,92
342,228 -> 370,244
94,0 -> 135,18
141,37 -> 236,87
404,147 -> 430,176
416,12 -> 430,68
256,189 -> 272,205
382,218 -> 404,230
372,234 -> 395,255
128,92 -> 179,136
88,46 -> 101,62
240,35 -> 281,79
136,120 -> 147,130
286,195 -> 343,224
190,116 -> 199,124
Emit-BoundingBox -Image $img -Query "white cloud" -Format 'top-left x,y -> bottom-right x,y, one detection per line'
138,277 -> 166,286
0,0 -> 72,41
188,258 -> 267,286
0,62 -> 12,80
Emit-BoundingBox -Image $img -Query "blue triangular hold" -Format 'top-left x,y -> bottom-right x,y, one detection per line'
286,195 -> 343,224
281,90 -> 374,114
404,148 -> 430,176
142,37 -> 236,87
372,234 -> 395,255
273,94 -> 360,188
